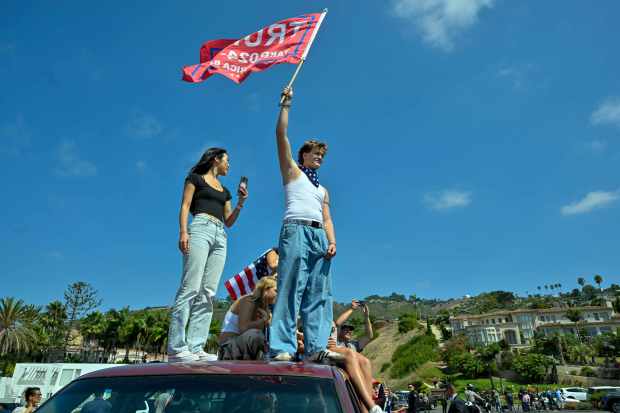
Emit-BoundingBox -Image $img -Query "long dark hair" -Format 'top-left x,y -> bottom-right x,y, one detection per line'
189,147 -> 227,175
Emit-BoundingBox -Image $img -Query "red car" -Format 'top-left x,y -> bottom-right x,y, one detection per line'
35,361 -> 364,412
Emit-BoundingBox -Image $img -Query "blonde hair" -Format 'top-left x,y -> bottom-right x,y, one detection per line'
251,276 -> 277,306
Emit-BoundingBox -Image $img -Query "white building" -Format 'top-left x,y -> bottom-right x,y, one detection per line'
0,363 -> 121,405
450,304 -> 619,347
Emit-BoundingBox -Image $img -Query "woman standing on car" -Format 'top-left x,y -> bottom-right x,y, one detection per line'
167,147 -> 248,362
218,276 -> 277,360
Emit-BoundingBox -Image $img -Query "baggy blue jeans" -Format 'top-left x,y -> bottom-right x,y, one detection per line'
168,214 -> 227,354
268,222 -> 333,356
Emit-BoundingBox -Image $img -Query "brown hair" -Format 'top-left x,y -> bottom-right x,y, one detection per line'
297,140 -> 328,164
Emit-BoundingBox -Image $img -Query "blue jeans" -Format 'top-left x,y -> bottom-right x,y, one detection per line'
168,214 -> 227,354
269,222 -> 333,356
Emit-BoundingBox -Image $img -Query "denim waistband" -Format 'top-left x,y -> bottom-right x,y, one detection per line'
193,213 -> 224,228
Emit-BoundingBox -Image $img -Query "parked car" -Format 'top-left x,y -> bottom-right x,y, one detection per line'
601,390 -> 620,413
34,361 -> 365,412
561,387 -> 588,401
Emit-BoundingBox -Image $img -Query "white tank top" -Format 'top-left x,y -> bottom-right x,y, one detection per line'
283,174 -> 326,223
221,310 -> 240,334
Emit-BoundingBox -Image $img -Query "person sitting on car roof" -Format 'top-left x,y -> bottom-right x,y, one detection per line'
218,276 -> 277,360
335,300 -> 374,352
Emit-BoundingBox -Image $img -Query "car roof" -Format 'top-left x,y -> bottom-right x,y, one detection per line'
80,361 -> 338,380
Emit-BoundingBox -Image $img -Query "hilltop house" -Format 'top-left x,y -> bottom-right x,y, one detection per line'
449,301 -> 619,347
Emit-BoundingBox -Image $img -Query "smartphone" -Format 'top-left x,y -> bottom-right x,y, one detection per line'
358,300 -> 366,306
240,176 -> 248,190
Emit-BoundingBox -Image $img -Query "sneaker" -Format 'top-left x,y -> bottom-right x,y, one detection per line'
369,405 -> 385,413
194,350 -> 218,361
168,350 -> 199,363
306,350 -> 346,364
272,352 -> 293,361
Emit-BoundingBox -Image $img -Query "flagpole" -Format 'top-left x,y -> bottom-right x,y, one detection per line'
280,8 -> 328,103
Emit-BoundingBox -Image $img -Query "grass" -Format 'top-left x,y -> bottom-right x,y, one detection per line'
451,377 -> 559,394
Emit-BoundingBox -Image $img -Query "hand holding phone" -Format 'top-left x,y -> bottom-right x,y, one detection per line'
240,176 -> 248,190
238,176 -> 249,202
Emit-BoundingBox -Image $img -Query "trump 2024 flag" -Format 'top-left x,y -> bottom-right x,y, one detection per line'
182,12 -> 326,84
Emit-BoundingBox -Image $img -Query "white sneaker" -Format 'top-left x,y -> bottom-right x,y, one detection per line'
306,350 -> 346,364
194,350 -> 218,361
272,352 -> 293,361
369,405 -> 385,413
168,350 -> 199,362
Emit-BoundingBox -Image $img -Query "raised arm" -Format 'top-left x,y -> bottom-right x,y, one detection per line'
357,303 -> 374,350
276,87 -> 301,184
335,300 -> 359,327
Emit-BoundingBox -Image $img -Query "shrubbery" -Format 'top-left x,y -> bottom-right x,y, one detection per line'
579,366 -> 596,377
512,353 -> 553,383
389,334 -> 439,378
398,313 -> 418,334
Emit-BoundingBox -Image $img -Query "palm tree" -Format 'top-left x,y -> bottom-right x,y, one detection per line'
41,301 -> 67,349
565,309 -> 583,342
0,297 -> 37,354
594,274 -> 603,290
80,311 -> 106,360
577,277 -> 585,288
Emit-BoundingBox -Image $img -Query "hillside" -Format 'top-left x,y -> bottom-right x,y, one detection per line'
362,320 -> 443,390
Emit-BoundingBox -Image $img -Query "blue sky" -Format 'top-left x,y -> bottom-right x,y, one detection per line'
2,0 -> 619,311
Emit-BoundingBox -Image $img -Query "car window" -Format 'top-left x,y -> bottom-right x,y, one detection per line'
37,374 -> 344,413
343,378 -> 363,413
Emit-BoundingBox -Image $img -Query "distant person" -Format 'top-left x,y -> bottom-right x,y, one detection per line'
268,86 -> 338,363
521,392 -> 530,412
81,391 -> 112,413
335,299 -> 374,352
218,276 -> 277,360
168,147 -> 248,362
445,384 -> 467,413
407,384 -> 418,413
465,384 -> 485,406
12,387 -> 41,413
504,390 -> 514,412
555,388 -> 564,410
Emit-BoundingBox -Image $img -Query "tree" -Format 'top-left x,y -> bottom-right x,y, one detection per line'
41,301 -> 68,348
594,274 -> 603,290
577,277 -> 585,288
512,353 -> 554,383
565,309 -> 583,342
63,282 -> 102,354
0,297 -> 37,354
80,311 -> 106,359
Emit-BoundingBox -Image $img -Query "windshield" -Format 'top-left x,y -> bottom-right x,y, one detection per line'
37,374 -> 343,413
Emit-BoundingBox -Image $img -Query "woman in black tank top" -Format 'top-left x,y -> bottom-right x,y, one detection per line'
167,147 -> 248,362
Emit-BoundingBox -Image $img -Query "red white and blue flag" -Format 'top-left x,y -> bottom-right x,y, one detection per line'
224,249 -> 275,300
182,11 -> 326,84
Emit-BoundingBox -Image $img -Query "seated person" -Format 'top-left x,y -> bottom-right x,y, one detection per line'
327,327 -> 381,413
335,300 -> 373,352
296,322 -> 383,413
218,276 -> 277,360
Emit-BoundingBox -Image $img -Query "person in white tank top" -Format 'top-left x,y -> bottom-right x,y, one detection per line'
268,86 -> 340,364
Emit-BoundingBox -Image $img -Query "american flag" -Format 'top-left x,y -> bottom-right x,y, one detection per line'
224,249 -> 274,300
